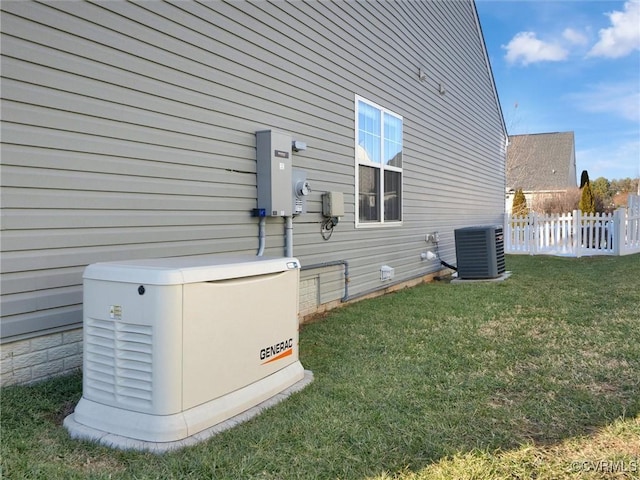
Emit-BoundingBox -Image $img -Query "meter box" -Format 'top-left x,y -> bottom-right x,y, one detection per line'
64,255 -> 309,448
292,168 -> 310,215
256,130 -> 293,217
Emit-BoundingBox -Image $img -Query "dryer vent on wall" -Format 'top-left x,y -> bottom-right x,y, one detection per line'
454,225 -> 506,279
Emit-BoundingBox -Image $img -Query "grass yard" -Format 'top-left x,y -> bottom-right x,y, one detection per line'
1,254 -> 639,479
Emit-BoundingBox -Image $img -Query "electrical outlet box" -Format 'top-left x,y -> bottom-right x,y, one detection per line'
380,265 -> 394,281
256,130 -> 293,217
322,191 -> 344,218
425,232 -> 440,243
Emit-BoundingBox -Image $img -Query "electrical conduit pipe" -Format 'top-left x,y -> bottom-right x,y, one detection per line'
285,216 -> 293,258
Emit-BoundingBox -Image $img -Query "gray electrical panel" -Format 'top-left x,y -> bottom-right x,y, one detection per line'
256,130 -> 293,217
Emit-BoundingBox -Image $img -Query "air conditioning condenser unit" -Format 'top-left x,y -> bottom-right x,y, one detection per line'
454,225 -> 506,279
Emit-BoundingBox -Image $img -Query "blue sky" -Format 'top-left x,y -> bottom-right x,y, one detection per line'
475,0 -> 640,182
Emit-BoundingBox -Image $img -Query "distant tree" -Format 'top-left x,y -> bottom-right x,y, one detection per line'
579,170 -> 590,189
569,176 -> 639,211
579,180 -> 596,214
512,188 -> 529,216
591,177 -> 611,200
610,177 -> 638,195
591,177 -> 613,212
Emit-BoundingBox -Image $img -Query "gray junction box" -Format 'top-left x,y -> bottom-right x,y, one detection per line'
256,130 -> 293,217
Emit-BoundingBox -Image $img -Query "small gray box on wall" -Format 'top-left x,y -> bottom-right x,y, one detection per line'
256,130 -> 293,217
322,191 -> 345,217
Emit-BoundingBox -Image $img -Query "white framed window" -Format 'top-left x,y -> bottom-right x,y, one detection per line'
355,95 -> 403,226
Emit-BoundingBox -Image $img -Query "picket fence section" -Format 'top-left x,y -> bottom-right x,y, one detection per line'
627,194 -> 640,253
505,196 -> 640,257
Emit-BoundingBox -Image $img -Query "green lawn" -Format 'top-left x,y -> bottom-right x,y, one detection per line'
2,255 -> 639,479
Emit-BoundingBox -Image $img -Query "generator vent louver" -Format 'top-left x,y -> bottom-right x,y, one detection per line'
85,317 -> 153,409
454,225 -> 506,279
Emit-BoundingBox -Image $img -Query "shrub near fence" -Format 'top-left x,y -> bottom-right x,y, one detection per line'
505,196 -> 640,257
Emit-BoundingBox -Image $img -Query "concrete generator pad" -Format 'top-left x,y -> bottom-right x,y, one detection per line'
64,370 -> 313,453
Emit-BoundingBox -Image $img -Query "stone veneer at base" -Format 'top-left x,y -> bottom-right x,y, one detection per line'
1,329 -> 83,387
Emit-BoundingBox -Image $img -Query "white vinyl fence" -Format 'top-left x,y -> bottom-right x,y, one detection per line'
626,194 -> 640,252
505,195 -> 640,257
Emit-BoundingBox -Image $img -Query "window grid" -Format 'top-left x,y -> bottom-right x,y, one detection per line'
356,96 -> 403,226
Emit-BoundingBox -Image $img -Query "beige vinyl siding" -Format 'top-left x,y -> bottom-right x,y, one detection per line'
1,0 -> 505,341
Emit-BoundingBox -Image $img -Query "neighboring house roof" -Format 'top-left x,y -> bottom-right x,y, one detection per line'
506,132 -> 577,191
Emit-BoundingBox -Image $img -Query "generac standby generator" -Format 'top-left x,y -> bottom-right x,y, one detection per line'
454,225 -> 506,279
64,255 -> 307,447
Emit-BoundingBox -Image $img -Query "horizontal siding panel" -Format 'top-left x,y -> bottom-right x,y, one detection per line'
2,7 -> 352,136
312,3 -> 481,137
1,286 -> 81,316
372,1 -> 501,136
1,123 -> 252,171
0,188 -> 256,211
3,103 -> 236,156
2,145 -> 256,187
136,1 -> 355,105
2,52 -> 348,144
1,224 -> 258,251
1,165 -> 253,197
1,268 -> 84,296
1,240 -> 260,273
1,306 -> 82,339
319,273 -> 348,305
0,51 -> 262,146
1,0 -> 506,341
1,79 -> 253,153
295,162 -> 354,186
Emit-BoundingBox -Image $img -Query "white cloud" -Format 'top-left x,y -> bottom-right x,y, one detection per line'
563,28 -> 588,46
588,0 -> 640,58
503,32 -> 569,66
567,82 -> 640,123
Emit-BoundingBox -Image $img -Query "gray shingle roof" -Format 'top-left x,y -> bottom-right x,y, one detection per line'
506,132 -> 577,191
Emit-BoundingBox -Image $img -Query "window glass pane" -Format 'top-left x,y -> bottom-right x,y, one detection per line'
358,101 -> 381,164
359,165 -> 380,222
384,170 -> 401,221
384,113 -> 402,167
356,98 -> 403,225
